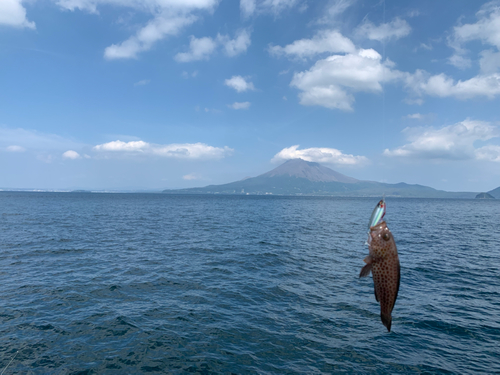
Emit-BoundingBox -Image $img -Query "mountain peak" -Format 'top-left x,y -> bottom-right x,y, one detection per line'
260,158 -> 359,183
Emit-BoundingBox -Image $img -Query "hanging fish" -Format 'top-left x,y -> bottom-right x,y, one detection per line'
360,199 -> 400,332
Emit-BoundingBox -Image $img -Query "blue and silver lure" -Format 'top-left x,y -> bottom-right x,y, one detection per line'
368,198 -> 386,229
365,198 -> 386,246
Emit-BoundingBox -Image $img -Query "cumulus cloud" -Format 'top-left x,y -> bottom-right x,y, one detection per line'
175,36 -> 217,62
475,145 -> 500,162
240,0 -> 299,17
228,101 -> 251,109
6,145 -> 26,152
291,48 -> 401,110
175,29 -> 251,62
224,75 -> 256,92
406,113 -> 423,120
448,1 -> 500,68
272,145 -> 368,165
218,29 -> 251,57
62,150 -> 81,159
403,69 -> 500,100
453,2 -> 500,49
384,119 -> 499,161
93,140 -> 233,159
94,140 -> 148,152
240,0 -> 256,17
479,49 -> 500,74
355,17 -> 411,42
269,29 -> 356,59
0,0 -> 35,29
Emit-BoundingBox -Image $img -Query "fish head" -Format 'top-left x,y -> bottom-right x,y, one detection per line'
368,221 -> 396,257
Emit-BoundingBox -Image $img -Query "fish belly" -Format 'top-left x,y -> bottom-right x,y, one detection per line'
372,255 -> 400,332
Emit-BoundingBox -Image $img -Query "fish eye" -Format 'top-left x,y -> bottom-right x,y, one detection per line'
382,232 -> 391,241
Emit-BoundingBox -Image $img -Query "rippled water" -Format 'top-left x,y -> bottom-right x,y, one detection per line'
1,192 -> 499,374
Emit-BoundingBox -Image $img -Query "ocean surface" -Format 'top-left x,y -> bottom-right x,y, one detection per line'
1,192 -> 499,374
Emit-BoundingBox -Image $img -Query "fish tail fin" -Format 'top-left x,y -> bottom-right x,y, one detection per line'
359,263 -> 372,278
381,312 -> 392,332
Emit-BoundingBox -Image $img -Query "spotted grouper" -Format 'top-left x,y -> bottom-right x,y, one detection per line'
360,200 -> 400,332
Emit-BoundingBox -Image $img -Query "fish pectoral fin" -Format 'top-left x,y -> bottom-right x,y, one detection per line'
359,263 -> 372,278
363,255 -> 373,264
374,288 -> 379,302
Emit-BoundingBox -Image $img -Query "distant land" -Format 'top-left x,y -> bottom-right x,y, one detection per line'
163,159 -> 498,199
475,192 -> 495,199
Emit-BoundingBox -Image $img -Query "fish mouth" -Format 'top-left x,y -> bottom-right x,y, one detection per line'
369,221 -> 386,231
367,221 -> 386,246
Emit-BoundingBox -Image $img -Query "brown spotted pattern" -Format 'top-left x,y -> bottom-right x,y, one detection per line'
360,221 -> 400,332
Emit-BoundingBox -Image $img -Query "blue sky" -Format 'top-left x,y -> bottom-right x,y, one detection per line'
1,0 -> 500,191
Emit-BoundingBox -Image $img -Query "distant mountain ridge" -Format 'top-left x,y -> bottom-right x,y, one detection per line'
487,186 -> 500,198
163,158 -> 479,198
260,159 -> 359,183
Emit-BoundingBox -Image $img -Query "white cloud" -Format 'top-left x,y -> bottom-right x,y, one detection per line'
317,0 -> 356,24
453,2 -> 500,50
0,0 -> 35,29
384,119 -> 499,161
229,101 -> 251,109
447,54 -> 472,70
406,113 -> 423,120
62,150 -> 81,159
99,1 -> 219,60
174,36 -> 217,62
448,2 -> 500,69
479,49 -> 500,74
105,13 -> 197,60
241,0 -> 298,16
183,173 -> 201,180
272,145 -> 368,165
93,140 -> 233,159
356,17 -> 411,42
56,0 -> 98,13
404,69 -> 500,100
240,0 -> 256,17
94,140 -> 148,152
174,29 -> 251,62
134,79 -> 150,86
218,29 -> 251,57
6,145 -> 26,152
269,29 -> 356,59
290,49 -> 401,111
224,75 -> 256,92
475,145 -> 500,162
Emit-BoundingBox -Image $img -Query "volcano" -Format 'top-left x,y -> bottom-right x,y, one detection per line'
163,158 -> 476,198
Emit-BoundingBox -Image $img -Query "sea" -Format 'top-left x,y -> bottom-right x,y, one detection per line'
0,192 -> 499,374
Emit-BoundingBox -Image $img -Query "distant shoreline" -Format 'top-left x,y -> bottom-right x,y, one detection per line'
1,189 -> 493,199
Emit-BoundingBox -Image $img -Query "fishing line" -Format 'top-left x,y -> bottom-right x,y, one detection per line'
1,338 -> 43,375
0,351 -> 19,375
382,0 -> 387,202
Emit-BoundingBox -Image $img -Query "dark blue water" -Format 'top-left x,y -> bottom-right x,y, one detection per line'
1,192 -> 499,374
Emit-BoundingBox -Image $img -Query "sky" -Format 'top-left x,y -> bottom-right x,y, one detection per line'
1,0 -> 500,192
